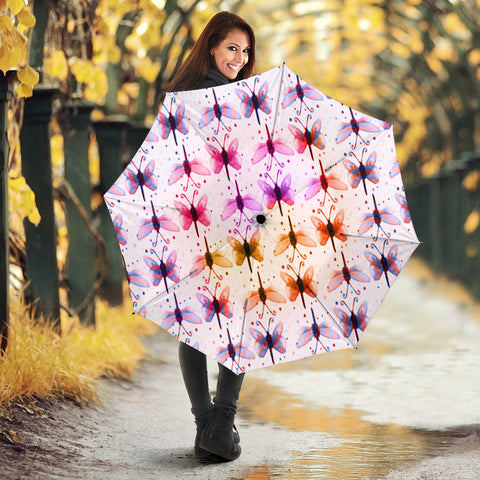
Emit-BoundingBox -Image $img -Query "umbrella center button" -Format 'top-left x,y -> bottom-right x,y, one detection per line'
256,214 -> 266,224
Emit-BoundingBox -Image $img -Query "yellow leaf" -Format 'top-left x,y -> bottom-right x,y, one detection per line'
7,0 -> 24,15
0,13 -> 14,31
8,176 -> 41,226
50,133 -> 64,170
16,8 -> 36,28
70,58 -> 91,83
137,56 -> 160,83
44,50 -> 69,81
0,0 -> 6,10
464,211 -> 480,235
462,170 -> 480,192
16,83 -> 33,97
17,64 -> 39,87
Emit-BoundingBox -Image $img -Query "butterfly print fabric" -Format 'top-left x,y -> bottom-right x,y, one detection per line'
105,64 -> 419,374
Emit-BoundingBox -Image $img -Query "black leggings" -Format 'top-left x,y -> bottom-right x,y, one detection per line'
178,342 -> 245,418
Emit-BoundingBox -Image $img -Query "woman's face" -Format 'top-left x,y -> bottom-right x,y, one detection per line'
211,28 -> 251,80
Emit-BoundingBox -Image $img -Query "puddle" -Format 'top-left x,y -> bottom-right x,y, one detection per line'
236,259 -> 480,479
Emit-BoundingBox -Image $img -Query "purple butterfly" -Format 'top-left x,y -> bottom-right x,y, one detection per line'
123,156 -> 157,201
252,125 -> 294,171
395,192 -> 412,223
365,240 -> 401,288
156,99 -> 188,146
112,213 -> 127,245
358,194 -> 401,240
196,282 -> 233,329
281,74 -> 325,114
221,180 -> 263,226
249,317 -> 287,365
257,170 -> 294,216
199,88 -> 241,134
335,107 -> 388,148
137,201 -> 180,246
343,148 -> 380,195
297,308 -> 341,354
334,297 -> 369,343
215,328 -> 255,373
327,251 -> 370,298
161,292 -> 202,338
143,246 -> 180,293
236,77 -> 272,125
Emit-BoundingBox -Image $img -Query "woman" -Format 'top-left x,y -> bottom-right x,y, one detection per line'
163,11 -> 256,462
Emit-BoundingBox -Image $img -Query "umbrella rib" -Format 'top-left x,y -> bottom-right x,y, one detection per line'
269,63 -> 287,142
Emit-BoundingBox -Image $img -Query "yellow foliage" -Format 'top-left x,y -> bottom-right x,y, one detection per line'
44,50 -> 69,81
0,27 -> 26,73
137,56 -> 161,83
50,133 -> 65,171
16,7 -> 36,27
92,35 -> 121,64
443,12 -> 470,41
0,13 -> 14,30
0,295 -> 156,407
464,210 -> 480,235
462,170 -> 480,192
15,83 -> 33,97
8,176 -> 41,226
0,2 -> 38,97
71,58 -> 108,103
17,64 -> 39,86
7,0 -> 23,15
84,68 -> 108,103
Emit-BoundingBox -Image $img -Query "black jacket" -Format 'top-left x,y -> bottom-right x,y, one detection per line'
198,68 -> 230,89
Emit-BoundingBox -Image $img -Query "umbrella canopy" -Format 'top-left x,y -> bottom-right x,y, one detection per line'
104,64 -> 419,374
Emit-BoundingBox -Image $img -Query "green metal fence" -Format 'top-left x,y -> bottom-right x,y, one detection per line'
406,152 -> 480,297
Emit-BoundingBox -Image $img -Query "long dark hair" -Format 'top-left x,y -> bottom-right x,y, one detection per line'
164,11 -> 256,93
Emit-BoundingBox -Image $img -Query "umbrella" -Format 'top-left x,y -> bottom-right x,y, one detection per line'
104,64 -> 419,374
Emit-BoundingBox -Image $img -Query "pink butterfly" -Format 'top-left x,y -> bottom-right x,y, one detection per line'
206,135 -> 241,181
168,145 -> 210,191
305,158 -> 348,204
174,190 -> 211,237
252,125 -> 294,171
289,114 -> 325,161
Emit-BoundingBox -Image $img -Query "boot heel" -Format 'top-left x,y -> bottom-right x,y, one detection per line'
199,406 -> 241,461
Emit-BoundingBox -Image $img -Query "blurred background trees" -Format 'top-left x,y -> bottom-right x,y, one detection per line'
2,0 -> 479,316
27,0 -> 478,179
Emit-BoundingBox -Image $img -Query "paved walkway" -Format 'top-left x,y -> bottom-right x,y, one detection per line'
2,257 -> 480,479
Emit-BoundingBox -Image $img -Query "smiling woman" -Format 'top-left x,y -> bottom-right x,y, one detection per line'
161,11 -> 257,462
210,29 -> 251,80
164,11 -> 255,93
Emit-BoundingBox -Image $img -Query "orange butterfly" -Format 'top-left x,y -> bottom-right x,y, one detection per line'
311,205 -> 347,252
227,227 -> 264,273
247,272 -> 286,318
280,262 -> 317,309
191,237 -> 233,283
274,215 -> 316,261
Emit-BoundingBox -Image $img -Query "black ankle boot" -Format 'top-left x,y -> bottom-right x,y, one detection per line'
199,405 -> 241,461
194,410 -> 212,458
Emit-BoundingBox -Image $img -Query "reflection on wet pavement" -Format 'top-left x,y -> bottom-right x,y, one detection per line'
238,258 -> 480,479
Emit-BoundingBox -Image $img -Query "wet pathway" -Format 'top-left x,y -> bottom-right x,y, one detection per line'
3,257 -> 480,479
238,257 -> 480,479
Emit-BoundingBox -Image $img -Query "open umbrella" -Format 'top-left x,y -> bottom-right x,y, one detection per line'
104,64 -> 419,374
